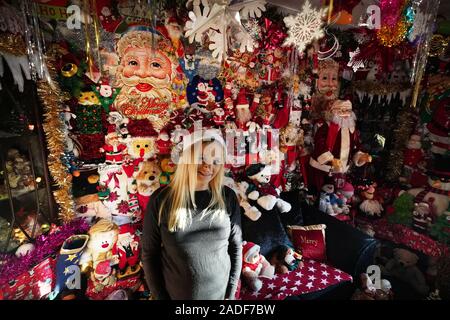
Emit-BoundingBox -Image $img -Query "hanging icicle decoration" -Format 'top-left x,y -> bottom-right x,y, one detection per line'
409,0 -> 440,108
21,0 -> 52,86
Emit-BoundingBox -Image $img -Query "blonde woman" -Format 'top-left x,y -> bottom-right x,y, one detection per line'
142,130 -> 242,300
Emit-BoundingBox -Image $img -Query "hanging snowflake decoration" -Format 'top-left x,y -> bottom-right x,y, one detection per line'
184,0 -> 266,61
347,47 -> 365,72
283,0 -> 328,53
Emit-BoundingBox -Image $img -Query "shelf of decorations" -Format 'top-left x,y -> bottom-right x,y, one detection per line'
0,0 -> 447,300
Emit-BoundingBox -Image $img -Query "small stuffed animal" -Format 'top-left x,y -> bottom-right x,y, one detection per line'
244,164 -> 292,213
236,181 -> 262,221
159,157 -> 176,185
241,241 -> 275,292
127,137 -> 156,161
412,201 -> 434,234
351,273 -> 393,300
382,248 -> 429,296
80,219 -> 119,292
269,245 -> 303,274
319,184 -> 348,216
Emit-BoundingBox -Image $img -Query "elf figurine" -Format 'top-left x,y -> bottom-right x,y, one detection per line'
92,79 -> 120,112
99,126 -> 127,165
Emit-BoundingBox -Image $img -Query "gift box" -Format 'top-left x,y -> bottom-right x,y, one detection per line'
0,255 -> 57,300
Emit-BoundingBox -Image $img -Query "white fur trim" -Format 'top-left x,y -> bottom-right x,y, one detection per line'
340,127 -> 350,168
317,151 -> 334,164
353,151 -> 365,167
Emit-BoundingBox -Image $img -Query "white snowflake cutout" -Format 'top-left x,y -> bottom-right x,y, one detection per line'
347,47 -> 365,72
283,0 -> 328,53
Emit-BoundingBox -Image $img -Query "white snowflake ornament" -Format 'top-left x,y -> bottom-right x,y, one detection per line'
184,0 -> 266,61
347,47 -> 365,72
283,0 -> 327,53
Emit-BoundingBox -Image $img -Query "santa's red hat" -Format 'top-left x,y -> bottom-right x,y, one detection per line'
106,124 -> 117,137
242,241 -> 260,263
236,88 -> 249,109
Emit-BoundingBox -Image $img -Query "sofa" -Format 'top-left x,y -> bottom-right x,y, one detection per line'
241,191 -> 380,300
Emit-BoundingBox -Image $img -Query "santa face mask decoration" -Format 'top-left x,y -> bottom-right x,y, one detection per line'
316,59 -> 340,101
114,30 -> 185,130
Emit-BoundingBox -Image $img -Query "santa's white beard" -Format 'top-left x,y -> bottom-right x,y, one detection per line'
360,199 -> 383,216
115,73 -> 173,103
330,112 -> 356,129
236,107 -> 251,124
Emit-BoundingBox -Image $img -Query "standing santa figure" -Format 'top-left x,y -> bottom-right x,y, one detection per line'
99,126 -> 127,165
308,100 -> 372,191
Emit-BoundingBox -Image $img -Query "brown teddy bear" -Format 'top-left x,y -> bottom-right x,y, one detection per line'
382,248 -> 429,296
269,245 -> 303,274
134,160 -> 161,211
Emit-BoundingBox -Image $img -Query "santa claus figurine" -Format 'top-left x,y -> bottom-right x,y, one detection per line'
156,130 -> 173,155
235,88 -> 259,131
308,100 -> 372,191
212,107 -> 226,127
223,82 -> 235,121
99,126 -> 127,165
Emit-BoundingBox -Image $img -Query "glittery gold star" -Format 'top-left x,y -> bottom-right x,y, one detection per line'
63,267 -> 71,275
66,254 -> 77,262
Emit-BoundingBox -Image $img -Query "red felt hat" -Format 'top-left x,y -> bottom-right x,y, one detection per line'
107,124 -> 117,135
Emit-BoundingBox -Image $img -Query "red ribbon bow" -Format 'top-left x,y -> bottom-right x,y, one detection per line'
105,171 -> 122,190
260,18 -> 287,51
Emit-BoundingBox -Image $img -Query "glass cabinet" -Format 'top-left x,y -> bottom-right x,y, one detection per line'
0,61 -> 56,254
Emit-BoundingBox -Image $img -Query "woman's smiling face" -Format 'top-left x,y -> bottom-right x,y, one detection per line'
196,142 -> 224,187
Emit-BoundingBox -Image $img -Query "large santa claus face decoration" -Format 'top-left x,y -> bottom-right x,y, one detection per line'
316,59 -> 340,100
114,30 -> 181,129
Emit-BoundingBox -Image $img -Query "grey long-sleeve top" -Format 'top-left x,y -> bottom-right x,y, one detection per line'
141,186 -> 242,300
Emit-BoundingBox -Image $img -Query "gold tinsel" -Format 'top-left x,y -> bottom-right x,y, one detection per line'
385,106 -> 415,182
377,20 -> 408,47
0,33 -> 26,56
36,45 -> 75,222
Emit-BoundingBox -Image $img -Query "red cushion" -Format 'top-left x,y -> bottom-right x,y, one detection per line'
287,224 -> 327,262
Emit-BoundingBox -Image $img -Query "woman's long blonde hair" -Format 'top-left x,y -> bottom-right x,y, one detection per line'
158,140 -> 226,232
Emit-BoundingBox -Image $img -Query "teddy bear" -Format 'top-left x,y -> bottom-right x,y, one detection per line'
269,245 -> 303,274
382,248 -> 429,296
159,157 -> 176,186
280,122 -> 304,171
244,163 -> 292,213
80,219 -> 119,292
241,241 -> 275,292
134,160 -> 161,211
